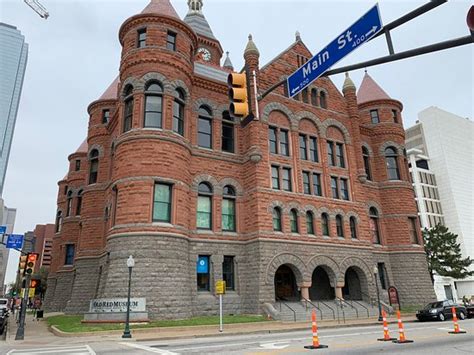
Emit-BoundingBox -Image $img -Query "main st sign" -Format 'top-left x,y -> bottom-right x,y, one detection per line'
287,4 -> 383,97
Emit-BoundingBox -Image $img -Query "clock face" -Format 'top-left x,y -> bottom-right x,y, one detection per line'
197,47 -> 211,61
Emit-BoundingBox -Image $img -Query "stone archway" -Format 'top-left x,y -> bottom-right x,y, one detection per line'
343,267 -> 362,300
309,266 -> 335,300
274,264 -> 299,301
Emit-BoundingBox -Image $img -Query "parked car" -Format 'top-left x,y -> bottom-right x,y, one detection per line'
463,302 -> 474,318
0,298 -> 8,312
0,308 -> 8,335
416,300 -> 467,321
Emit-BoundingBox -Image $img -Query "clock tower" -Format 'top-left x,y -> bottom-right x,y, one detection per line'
184,0 -> 223,66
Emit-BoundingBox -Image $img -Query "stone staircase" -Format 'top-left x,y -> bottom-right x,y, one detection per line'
276,299 -> 380,322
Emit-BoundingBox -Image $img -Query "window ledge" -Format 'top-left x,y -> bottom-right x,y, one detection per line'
196,229 -> 214,234
222,231 -> 238,236
152,222 -> 174,228
337,237 -> 345,240
322,236 -> 331,239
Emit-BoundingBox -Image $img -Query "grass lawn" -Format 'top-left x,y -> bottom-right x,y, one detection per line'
47,314 -> 268,333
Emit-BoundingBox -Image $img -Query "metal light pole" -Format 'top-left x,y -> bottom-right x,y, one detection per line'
373,266 -> 383,321
15,274 -> 30,340
122,255 -> 135,339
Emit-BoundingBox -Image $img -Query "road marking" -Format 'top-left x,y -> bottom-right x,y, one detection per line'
259,342 -> 290,349
120,342 -> 179,354
6,345 -> 95,354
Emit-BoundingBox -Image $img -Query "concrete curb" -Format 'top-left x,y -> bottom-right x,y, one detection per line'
49,315 -> 419,340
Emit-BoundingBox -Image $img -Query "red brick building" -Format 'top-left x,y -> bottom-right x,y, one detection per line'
44,0 -> 435,318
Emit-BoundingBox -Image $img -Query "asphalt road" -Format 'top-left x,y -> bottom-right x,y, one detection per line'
3,319 -> 474,354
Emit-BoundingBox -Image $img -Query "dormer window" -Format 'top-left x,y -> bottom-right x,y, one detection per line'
137,28 -> 147,48
167,31 -> 177,51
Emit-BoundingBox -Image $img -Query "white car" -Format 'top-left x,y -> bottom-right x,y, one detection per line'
0,298 -> 9,311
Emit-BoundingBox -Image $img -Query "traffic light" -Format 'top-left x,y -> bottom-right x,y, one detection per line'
25,253 -> 38,275
30,279 -> 39,289
228,72 -> 249,117
18,255 -> 27,276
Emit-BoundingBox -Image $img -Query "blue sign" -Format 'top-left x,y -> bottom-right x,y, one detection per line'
0,226 -> 6,234
287,4 -> 382,97
6,234 -> 24,249
196,256 -> 209,274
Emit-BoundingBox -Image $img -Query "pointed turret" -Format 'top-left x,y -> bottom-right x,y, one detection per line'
98,77 -> 119,101
357,72 -> 391,104
223,51 -> 234,70
141,0 -> 180,19
183,0 -> 216,40
244,34 -> 260,57
342,72 -> 356,93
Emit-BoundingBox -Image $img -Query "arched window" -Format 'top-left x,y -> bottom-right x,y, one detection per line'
290,209 -> 299,233
369,207 -> 381,244
198,106 -> 212,149
319,91 -> 327,109
76,190 -> 83,216
222,110 -> 235,153
173,88 -> 185,135
362,146 -> 372,181
311,88 -> 318,106
144,81 -> 163,128
336,215 -> 344,237
306,211 -> 314,235
66,191 -> 73,217
123,85 -> 134,132
273,207 -> 282,232
350,216 -> 357,239
385,147 -> 400,180
222,185 -> 236,232
88,149 -> 99,184
55,211 -> 63,233
302,88 -> 309,104
321,213 -> 329,236
197,182 -> 212,230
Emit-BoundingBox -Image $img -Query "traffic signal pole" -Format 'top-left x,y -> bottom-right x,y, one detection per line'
15,273 -> 30,340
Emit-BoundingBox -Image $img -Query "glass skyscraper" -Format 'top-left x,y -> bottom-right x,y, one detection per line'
0,22 -> 28,196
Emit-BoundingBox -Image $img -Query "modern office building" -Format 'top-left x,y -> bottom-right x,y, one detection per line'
406,107 -> 474,301
45,0 -> 435,319
0,22 -> 28,196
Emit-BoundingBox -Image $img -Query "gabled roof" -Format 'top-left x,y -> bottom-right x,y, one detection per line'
141,0 -> 179,19
260,37 -> 312,72
357,72 -> 391,104
98,77 -> 119,101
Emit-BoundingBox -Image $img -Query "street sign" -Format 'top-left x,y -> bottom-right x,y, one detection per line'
215,280 -> 226,295
6,234 -> 24,249
0,225 -> 6,234
287,4 -> 382,97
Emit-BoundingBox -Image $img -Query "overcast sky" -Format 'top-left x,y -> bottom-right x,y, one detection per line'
1,0 -> 472,284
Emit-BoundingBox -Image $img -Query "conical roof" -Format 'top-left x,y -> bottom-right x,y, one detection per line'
183,0 -> 216,39
244,34 -> 259,56
141,0 -> 179,19
98,77 -> 119,101
223,51 -> 233,69
357,72 -> 391,104
75,139 -> 88,154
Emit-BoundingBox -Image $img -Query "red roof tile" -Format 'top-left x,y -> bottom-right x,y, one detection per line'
357,72 -> 391,104
98,77 -> 119,101
141,0 -> 179,19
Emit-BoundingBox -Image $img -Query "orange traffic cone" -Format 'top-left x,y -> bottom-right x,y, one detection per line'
392,310 -> 414,344
304,309 -> 328,350
448,306 -> 466,334
378,309 -> 396,341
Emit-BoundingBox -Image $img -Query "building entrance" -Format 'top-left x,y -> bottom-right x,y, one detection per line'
342,267 -> 362,300
309,266 -> 335,300
274,265 -> 299,301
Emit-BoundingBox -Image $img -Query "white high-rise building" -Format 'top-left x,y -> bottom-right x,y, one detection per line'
406,106 -> 473,301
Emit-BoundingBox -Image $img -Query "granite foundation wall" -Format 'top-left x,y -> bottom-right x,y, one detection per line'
47,270 -> 74,312
389,251 -> 436,306
43,276 -> 57,311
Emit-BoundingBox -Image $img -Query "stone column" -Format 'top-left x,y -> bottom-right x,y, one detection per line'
335,283 -> 344,300
299,282 -> 312,301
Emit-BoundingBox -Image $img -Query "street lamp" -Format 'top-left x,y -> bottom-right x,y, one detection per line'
122,255 -> 135,339
373,265 -> 383,321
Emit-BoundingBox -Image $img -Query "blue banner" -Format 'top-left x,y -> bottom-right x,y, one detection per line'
287,4 -> 382,97
197,256 -> 209,274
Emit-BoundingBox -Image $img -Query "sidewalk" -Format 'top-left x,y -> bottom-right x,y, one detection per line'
3,312 -> 418,345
